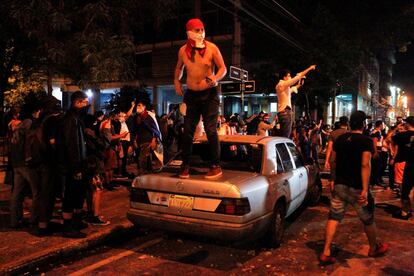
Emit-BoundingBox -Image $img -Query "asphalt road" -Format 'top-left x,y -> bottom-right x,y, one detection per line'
26,181 -> 414,276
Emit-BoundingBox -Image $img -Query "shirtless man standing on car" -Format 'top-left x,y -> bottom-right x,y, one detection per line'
174,18 -> 227,180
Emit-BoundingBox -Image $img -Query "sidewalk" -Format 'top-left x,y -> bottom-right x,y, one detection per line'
0,182 -> 134,275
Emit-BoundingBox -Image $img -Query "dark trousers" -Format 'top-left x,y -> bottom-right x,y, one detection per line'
370,155 -> 381,185
181,88 -> 220,166
37,164 -> 56,224
10,166 -> 40,226
388,163 -> 395,189
277,109 -> 292,138
62,173 -> 86,213
379,151 -> 388,178
401,161 -> 414,213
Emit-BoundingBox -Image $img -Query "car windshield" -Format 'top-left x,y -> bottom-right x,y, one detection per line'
180,142 -> 263,173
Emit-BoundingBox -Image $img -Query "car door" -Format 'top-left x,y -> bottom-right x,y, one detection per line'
275,143 -> 302,214
286,142 -> 308,199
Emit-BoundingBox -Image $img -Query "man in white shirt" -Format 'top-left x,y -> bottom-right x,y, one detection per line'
276,65 -> 316,138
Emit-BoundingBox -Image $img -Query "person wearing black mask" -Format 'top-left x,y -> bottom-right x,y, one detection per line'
56,91 -> 89,238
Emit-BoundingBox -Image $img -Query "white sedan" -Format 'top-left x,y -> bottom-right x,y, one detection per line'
127,135 -> 322,247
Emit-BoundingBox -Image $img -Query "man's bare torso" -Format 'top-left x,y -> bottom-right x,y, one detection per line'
180,41 -> 216,91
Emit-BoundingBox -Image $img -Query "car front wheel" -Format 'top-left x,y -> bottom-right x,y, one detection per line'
268,201 -> 286,248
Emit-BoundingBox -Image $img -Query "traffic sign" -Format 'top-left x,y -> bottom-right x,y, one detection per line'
243,81 -> 255,93
229,66 -> 242,80
220,82 -> 241,94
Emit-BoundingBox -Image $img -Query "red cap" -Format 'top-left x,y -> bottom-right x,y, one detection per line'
186,18 -> 204,31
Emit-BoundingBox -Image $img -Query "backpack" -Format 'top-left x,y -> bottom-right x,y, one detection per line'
25,114 -> 60,167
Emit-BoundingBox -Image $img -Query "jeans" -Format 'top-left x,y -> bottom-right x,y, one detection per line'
277,109 -> 292,138
10,166 -> 40,227
182,88 -> 220,166
329,184 -> 375,225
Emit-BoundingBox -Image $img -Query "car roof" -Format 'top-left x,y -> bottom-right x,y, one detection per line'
194,135 -> 293,145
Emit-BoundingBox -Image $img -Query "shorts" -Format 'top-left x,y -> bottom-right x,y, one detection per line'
394,162 -> 406,184
329,184 -> 375,225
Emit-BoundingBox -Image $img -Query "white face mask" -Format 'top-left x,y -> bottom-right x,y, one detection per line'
187,30 -> 205,48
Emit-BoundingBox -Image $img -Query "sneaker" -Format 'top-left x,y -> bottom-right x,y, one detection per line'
179,165 -> 190,179
392,211 -> 412,220
62,225 -> 87,239
205,165 -> 223,179
319,254 -> 336,265
85,216 -> 111,226
368,242 -> 390,257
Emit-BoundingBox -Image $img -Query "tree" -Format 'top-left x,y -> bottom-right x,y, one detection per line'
4,64 -> 46,111
106,85 -> 151,113
2,0 -> 178,103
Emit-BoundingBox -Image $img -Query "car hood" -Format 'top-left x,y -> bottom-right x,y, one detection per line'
132,168 -> 261,198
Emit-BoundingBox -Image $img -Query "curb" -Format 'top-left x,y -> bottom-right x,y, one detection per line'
1,220 -> 137,275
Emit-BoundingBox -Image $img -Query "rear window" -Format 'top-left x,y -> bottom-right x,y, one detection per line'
276,143 -> 293,172
286,142 -> 304,168
176,142 -> 263,173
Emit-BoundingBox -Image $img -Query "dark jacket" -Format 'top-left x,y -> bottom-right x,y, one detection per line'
56,108 -> 87,173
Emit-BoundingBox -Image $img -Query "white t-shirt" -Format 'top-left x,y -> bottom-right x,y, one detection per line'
275,74 -> 302,112
120,122 -> 130,141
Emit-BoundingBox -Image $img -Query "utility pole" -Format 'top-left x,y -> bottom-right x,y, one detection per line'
194,0 -> 201,17
233,0 -> 242,112
232,0 -> 241,68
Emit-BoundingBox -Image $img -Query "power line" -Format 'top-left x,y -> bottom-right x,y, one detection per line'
269,0 -> 302,24
257,0 -> 302,25
205,0 -> 283,43
242,1 -> 295,42
224,0 -> 307,52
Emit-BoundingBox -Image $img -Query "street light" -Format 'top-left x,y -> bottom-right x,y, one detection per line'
86,89 -> 93,98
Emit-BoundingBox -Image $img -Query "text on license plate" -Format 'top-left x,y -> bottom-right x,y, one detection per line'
168,194 -> 194,209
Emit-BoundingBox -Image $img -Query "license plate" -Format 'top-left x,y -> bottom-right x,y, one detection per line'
168,194 -> 194,209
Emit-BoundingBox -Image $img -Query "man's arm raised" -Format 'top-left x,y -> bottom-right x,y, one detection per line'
298,65 -> 317,78
174,48 -> 185,96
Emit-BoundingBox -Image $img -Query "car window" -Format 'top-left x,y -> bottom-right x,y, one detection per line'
276,150 -> 284,173
186,142 -> 263,173
276,143 -> 293,171
286,142 -> 304,168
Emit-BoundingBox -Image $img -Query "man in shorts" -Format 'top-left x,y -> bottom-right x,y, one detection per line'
320,111 -> 389,264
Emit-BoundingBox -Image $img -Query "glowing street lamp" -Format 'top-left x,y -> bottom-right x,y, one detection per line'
86,89 -> 93,98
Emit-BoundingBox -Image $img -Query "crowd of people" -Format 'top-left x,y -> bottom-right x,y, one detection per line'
1,19 -> 412,263
5,91 -> 163,238
2,91 -> 413,245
